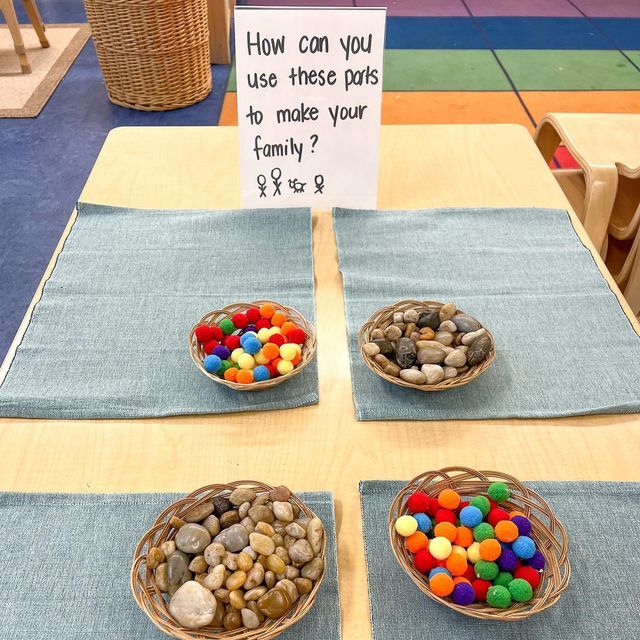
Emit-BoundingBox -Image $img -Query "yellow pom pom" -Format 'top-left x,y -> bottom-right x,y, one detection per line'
451,545 -> 468,561
268,327 -> 282,337
429,536 -> 452,560
230,348 -> 244,363
467,541 -> 481,564
238,353 -> 255,370
276,359 -> 294,375
257,328 -> 272,344
394,515 -> 418,537
254,349 -> 269,365
280,343 -> 298,362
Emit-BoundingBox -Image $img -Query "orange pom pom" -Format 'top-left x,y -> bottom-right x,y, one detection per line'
292,351 -> 301,366
479,538 -> 502,561
434,521 -> 457,542
495,520 -> 519,543
280,321 -> 297,336
406,531 -> 428,554
446,552 -> 468,576
429,572 -> 455,597
224,368 -> 238,382
236,369 -> 253,384
259,303 -> 275,319
271,312 -> 287,327
454,576 -> 472,585
453,526 -> 474,548
438,489 -> 461,510
510,511 -> 526,519
262,343 -> 280,361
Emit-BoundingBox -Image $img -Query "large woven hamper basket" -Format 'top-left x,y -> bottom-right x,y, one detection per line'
84,0 -> 211,111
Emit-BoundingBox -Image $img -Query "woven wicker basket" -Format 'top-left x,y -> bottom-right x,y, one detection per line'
189,301 -> 317,391
358,300 -> 495,391
389,467 -> 570,620
84,0 -> 211,111
131,481 -> 326,640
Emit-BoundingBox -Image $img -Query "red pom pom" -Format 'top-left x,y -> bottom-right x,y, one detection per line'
224,335 -> 241,351
425,498 -> 440,517
270,334 -> 285,346
232,313 -> 248,328
435,509 -> 456,525
514,566 -> 541,589
211,325 -> 223,341
287,328 -> 306,345
413,549 -> 437,574
266,363 -> 279,378
246,307 -> 260,323
203,340 -> 219,354
256,318 -> 271,330
195,325 -> 215,344
472,579 -> 492,601
406,492 -> 430,514
487,508 -> 510,527
488,498 -> 498,511
463,564 -> 476,582
457,500 -> 470,514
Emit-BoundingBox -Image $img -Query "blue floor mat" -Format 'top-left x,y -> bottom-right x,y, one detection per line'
592,18 -> 640,51
385,17 -> 487,49
0,0 -> 230,361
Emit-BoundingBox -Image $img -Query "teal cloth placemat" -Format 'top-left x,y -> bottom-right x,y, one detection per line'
360,480 -> 640,638
0,203 -> 318,418
333,207 -> 640,420
0,490 -> 339,640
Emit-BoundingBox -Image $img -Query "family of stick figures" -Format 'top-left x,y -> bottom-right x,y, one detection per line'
257,168 -> 324,197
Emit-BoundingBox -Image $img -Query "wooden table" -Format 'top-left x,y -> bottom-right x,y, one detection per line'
2,125 -> 639,640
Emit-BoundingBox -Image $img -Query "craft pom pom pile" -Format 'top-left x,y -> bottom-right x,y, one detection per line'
394,482 -> 544,609
194,303 -> 307,384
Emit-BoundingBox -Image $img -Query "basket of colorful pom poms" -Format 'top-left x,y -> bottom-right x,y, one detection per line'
389,467 -> 570,620
189,301 -> 316,391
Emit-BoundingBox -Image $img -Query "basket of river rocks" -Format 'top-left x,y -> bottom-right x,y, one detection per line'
131,481 -> 326,639
359,300 -> 495,391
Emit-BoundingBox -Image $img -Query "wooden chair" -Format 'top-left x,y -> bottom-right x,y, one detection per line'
0,0 -> 49,74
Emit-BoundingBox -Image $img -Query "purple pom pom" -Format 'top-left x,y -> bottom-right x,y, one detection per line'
213,345 -> 231,360
242,324 -> 257,334
524,549 -> 546,570
511,515 -> 532,537
497,548 -> 518,573
452,582 -> 475,606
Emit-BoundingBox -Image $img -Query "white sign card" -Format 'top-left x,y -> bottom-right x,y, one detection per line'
234,6 -> 386,209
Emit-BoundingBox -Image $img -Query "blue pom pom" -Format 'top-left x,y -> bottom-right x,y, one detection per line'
253,365 -> 270,382
524,549 -> 546,570
428,567 -> 451,580
203,354 -> 222,373
243,337 -> 262,355
240,331 -> 258,346
413,513 -> 432,534
512,536 -> 536,559
460,505 -> 483,528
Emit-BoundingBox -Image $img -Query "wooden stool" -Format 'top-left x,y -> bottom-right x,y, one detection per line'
0,0 -> 50,74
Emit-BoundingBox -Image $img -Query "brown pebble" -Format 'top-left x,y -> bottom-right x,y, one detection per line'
419,327 -> 436,340
147,547 -> 165,570
229,589 -> 246,610
219,510 -> 240,529
269,485 -> 291,502
294,577 -> 313,595
223,609 -> 242,630
170,516 -> 186,529
384,363 -> 401,377
257,588 -> 293,620
188,555 -> 208,574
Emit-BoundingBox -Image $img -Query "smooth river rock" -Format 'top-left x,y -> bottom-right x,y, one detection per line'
461,327 -> 487,346
168,550 -> 192,585
372,339 -> 394,355
467,334 -> 492,366
288,539 -> 314,566
250,532 -> 276,556
183,501 -> 214,523
395,337 -> 417,368
452,313 -> 481,333
421,364 -> 445,385
400,369 -> 426,385
417,345 -> 447,365
439,302 -> 456,322
444,349 -> 467,368
417,310 -> 440,330
272,501 -> 294,522
257,588 -> 293,619
169,581 -> 217,629
214,523 -> 249,553
229,488 -> 257,506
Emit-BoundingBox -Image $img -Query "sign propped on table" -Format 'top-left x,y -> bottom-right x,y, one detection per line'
234,6 -> 386,209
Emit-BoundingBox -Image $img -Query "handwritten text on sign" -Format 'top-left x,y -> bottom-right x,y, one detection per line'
234,7 -> 385,208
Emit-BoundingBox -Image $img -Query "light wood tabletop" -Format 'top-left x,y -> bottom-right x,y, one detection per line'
1,124 -> 639,640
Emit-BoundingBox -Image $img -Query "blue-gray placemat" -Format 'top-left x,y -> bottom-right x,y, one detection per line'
0,490 -> 339,640
333,207 -> 640,421
360,480 -> 640,639
0,203 -> 318,418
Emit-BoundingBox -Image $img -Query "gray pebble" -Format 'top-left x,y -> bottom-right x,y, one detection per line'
452,313 -> 481,333
434,331 -> 454,346
384,325 -> 402,341
403,309 -> 419,323
443,366 -> 458,379
417,345 -> 447,365
175,524 -> 211,554
395,337 -> 417,368
467,334 -> 492,366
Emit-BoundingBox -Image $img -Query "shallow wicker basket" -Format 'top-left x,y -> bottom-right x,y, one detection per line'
389,467 -> 570,621
358,300 -> 495,391
84,0 -> 211,110
189,301 -> 316,391
132,481 -> 327,640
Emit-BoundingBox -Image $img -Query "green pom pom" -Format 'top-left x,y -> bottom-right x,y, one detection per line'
219,318 -> 235,335
509,578 -> 533,602
487,585 -> 512,609
493,571 -> 513,588
218,359 -> 232,375
488,482 -> 510,502
475,560 -> 499,581
473,522 -> 495,542
470,495 -> 490,517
